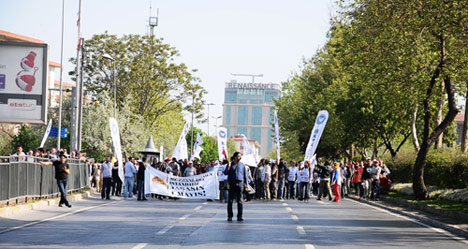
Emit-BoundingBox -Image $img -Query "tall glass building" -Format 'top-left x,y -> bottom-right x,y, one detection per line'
222,80 -> 281,157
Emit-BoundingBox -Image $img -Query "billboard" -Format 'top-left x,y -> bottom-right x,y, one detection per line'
0,41 -> 48,124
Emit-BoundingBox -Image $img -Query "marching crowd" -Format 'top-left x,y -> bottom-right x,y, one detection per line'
87,155 -> 392,204
8,145 -> 392,206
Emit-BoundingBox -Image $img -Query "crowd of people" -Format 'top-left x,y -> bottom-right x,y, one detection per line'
8,145 -> 392,208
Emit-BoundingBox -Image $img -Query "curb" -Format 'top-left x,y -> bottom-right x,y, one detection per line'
347,195 -> 468,239
0,190 -> 93,218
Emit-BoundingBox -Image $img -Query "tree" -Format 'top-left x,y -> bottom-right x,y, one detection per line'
12,125 -> 39,152
70,33 -> 206,129
338,0 -> 468,199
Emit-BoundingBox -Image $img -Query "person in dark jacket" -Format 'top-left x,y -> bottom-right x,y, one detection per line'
316,160 -> 333,201
111,161 -> 122,196
137,157 -> 148,201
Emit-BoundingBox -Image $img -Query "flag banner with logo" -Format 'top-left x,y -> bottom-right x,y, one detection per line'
39,118 -> 52,148
274,110 -> 280,163
217,127 -> 228,161
172,121 -> 190,160
145,166 -> 219,199
304,110 -> 329,162
109,118 -> 125,184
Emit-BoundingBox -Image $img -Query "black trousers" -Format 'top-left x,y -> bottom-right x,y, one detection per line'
111,177 -> 122,196
101,177 -> 112,199
227,181 -> 244,218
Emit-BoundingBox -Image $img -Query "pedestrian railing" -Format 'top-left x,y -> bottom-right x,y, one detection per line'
0,156 -> 90,205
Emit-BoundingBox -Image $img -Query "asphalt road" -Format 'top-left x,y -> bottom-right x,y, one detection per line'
0,195 -> 467,249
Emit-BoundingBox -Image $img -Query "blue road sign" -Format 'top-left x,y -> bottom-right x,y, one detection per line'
49,127 -> 68,138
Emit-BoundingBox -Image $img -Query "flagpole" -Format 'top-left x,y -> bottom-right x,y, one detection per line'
191,94 -> 194,158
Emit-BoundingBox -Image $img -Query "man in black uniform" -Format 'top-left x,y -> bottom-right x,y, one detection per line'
40,152 -> 71,208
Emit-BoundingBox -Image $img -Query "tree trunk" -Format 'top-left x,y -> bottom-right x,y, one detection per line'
413,35 -> 460,200
461,89 -> 468,152
434,81 -> 445,149
411,101 -> 420,152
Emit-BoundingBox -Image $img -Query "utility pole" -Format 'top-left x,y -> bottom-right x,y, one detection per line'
71,0 -> 83,153
148,2 -> 158,36
57,0 -> 65,150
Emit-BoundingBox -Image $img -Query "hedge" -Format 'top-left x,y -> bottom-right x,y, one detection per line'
386,150 -> 468,189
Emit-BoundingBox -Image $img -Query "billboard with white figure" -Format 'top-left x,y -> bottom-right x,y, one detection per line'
0,41 -> 48,124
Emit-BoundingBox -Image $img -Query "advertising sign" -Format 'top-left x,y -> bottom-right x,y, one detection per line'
0,41 -> 48,124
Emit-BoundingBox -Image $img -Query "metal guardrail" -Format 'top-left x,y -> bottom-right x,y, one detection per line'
0,156 -> 90,204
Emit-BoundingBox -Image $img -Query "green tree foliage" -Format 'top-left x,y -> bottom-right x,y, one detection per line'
11,125 -> 39,152
185,126 -> 218,162
70,33 -> 206,129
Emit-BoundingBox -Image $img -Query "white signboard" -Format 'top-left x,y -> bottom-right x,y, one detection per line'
0,42 -> 48,124
145,166 -> 219,199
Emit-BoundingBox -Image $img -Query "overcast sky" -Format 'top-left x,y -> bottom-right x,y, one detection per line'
1,0 -> 334,135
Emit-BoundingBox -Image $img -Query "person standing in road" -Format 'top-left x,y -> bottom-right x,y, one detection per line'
277,159 -> 287,200
287,161 -> 297,199
40,152 -> 71,207
137,157 -> 148,201
124,157 -> 137,198
111,161 -> 122,196
253,159 -> 265,200
184,161 -> 197,177
101,156 -> 113,200
332,162 -> 342,202
224,152 -> 247,222
218,160 -> 229,203
261,161 -> 272,201
317,160 -> 333,201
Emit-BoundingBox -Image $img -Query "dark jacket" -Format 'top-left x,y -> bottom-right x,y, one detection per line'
137,162 -> 145,181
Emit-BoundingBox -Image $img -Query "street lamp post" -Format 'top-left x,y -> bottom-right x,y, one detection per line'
103,53 -> 116,118
206,103 -> 214,135
211,115 -> 222,132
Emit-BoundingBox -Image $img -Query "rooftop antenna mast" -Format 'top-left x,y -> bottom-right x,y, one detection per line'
148,2 -> 159,36
230,73 -> 264,83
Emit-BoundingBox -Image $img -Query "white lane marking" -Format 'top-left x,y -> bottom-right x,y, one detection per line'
179,214 -> 190,220
0,201 -> 113,235
348,198 -> 468,246
285,207 -> 293,213
131,243 -> 147,249
156,224 -> 174,235
282,203 -> 288,206
291,215 -> 299,221
202,202 -> 208,205
194,206 -> 202,211
305,244 -> 315,249
297,226 -> 306,236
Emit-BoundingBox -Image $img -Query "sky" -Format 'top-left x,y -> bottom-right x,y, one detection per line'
0,0 -> 335,135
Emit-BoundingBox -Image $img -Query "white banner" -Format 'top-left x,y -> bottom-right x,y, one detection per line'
240,134 -> 257,166
304,110 -> 329,162
190,131 -> 204,161
39,119 -> 52,148
217,127 -> 228,161
274,110 -> 280,163
109,118 -> 125,184
172,121 -> 190,160
159,145 -> 164,162
145,166 -> 219,199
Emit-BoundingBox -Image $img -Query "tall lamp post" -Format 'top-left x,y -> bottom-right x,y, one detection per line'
102,53 -> 116,118
206,103 -> 214,135
212,115 -> 222,132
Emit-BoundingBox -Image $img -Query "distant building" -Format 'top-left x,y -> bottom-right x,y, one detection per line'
230,135 -> 261,160
222,80 -> 281,157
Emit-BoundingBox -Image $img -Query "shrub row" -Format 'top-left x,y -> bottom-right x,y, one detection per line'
386,150 -> 468,189
391,183 -> 468,204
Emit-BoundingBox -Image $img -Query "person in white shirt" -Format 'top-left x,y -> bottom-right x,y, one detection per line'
218,160 -> 229,203
287,161 -> 298,199
261,162 -> 272,200
11,146 -> 26,162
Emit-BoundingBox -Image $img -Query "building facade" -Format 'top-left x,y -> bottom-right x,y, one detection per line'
222,80 -> 280,157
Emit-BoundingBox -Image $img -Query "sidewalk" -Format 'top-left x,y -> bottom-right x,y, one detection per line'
347,194 -> 468,239
0,189 -> 94,218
